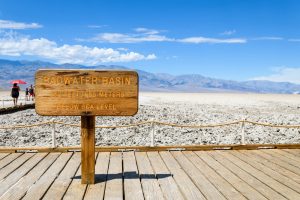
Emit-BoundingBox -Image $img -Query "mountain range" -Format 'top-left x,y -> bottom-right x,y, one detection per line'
0,59 -> 300,94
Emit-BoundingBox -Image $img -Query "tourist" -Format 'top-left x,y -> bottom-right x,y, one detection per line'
11,83 -> 20,106
29,85 -> 35,101
25,88 -> 29,101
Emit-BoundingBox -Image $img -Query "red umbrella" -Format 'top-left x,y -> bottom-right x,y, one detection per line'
10,80 -> 27,84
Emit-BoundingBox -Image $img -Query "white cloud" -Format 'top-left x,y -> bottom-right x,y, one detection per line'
251,67 -> 300,84
0,34 -> 156,65
85,29 -> 245,44
220,30 -> 236,35
117,47 -> 129,51
252,37 -> 283,41
90,33 -> 174,43
178,37 -> 246,44
87,25 -> 108,28
0,19 -> 42,29
134,27 -> 160,35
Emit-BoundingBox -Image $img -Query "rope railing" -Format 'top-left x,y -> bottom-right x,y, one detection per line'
1,119 -> 299,147
1,119 -> 300,129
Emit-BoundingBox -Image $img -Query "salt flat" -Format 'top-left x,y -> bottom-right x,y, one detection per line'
0,92 -> 300,147
0,91 -> 30,108
141,92 -> 300,107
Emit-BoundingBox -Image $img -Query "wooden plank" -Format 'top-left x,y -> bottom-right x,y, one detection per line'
147,151 -> 184,200
64,153 -> 97,200
240,150 -> 300,184
282,149 -> 300,156
209,151 -> 286,200
0,143 -> 300,153
0,153 -> 22,169
0,153 -> 34,181
252,150 -> 300,176
135,152 -> 165,200
81,115 -> 95,184
262,149 -> 300,168
43,152 -> 81,200
35,69 -> 139,116
231,150 -> 300,194
172,151 -> 226,200
123,151 -> 144,200
195,151 -> 267,200
160,151 -> 206,200
84,152 -> 110,199
183,151 -> 246,200
22,153 -> 73,200
104,152 -> 123,200
222,151 -> 300,199
63,165 -> 87,200
267,149 -> 300,164
0,153 -> 47,197
0,153 -> 9,160
0,153 -> 60,200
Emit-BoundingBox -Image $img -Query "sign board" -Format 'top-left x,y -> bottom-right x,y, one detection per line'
35,69 -> 139,116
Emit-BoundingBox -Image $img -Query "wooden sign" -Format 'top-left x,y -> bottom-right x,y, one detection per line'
35,69 -> 138,116
35,69 -> 139,184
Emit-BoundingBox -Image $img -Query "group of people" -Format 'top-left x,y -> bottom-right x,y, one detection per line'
11,84 -> 35,106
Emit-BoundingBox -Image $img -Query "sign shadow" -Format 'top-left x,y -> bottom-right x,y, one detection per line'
73,171 -> 173,184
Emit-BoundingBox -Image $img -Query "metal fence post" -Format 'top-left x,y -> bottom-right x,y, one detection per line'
52,119 -> 57,148
150,118 -> 155,147
241,119 -> 246,145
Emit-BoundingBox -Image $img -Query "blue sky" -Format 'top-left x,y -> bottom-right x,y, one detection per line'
0,0 -> 300,83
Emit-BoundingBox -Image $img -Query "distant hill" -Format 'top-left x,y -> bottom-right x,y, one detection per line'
1,59 -> 300,93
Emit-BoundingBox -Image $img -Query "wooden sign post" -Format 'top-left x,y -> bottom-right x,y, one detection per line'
35,69 -> 138,184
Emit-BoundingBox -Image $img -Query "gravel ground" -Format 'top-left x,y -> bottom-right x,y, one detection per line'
0,92 -> 300,147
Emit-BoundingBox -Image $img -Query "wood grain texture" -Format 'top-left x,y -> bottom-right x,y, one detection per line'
123,152 -> 144,200
0,150 -> 300,199
223,150 -> 300,199
172,151 -> 226,200
147,151 -> 184,200
35,69 -> 138,116
84,152 -> 110,199
0,153 -> 9,160
0,143 -> 300,153
43,153 -> 81,200
160,151 -> 206,200
240,150 -> 300,184
0,153 -> 47,197
22,153 -> 73,200
195,151 -> 267,200
0,153 -> 60,200
183,151 -> 246,200
81,116 -> 95,184
0,153 -> 22,170
209,151 -> 285,200
229,150 -> 300,194
104,152 -> 123,199
135,152 -> 165,200
0,153 -> 34,181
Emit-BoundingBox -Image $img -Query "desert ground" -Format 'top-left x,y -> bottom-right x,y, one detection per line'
0,91 -> 32,108
0,91 -> 300,147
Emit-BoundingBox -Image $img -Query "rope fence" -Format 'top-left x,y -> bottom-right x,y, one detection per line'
1,119 -> 300,147
1,119 -> 300,129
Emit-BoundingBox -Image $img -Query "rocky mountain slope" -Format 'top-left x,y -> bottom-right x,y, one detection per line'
1,59 -> 300,93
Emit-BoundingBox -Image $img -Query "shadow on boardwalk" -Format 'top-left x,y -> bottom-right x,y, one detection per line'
73,171 -> 172,183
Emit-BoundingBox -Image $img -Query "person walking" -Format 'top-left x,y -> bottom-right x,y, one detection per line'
25,87 -> 29,101
11,83 -> 20,106
29,85 -> 35,101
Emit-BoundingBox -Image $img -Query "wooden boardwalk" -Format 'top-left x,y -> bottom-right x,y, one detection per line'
0,149 -> 300,199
